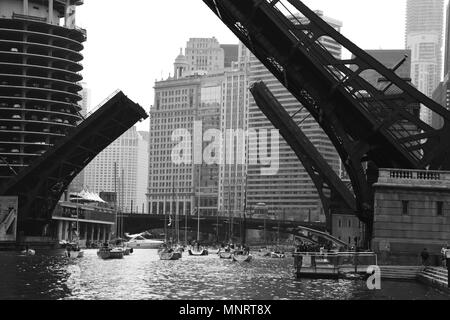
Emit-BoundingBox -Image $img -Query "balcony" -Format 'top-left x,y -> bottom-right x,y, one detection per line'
12,13 -> 47,23
376,168 -> 450,189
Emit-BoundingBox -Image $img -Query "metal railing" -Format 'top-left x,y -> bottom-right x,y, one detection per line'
293,251 -> 378,271
84,89 -> 121,120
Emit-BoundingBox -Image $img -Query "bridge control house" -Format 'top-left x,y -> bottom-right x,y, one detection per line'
373,169 -> 450,263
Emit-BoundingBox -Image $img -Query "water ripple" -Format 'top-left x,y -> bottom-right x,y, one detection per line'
0,250 -> 448,300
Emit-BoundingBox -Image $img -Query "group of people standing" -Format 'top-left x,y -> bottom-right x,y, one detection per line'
420,245 -> 450,268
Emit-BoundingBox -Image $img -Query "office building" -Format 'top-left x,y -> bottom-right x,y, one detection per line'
246,11 -> 343,222
84,126 -> 149,214
406,0 -> 445,125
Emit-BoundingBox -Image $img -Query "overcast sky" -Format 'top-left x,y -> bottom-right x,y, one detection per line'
76,0 -> 448,131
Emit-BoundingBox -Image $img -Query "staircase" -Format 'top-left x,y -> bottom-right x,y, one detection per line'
418,267 -> 449,292
379,266 -> 423,281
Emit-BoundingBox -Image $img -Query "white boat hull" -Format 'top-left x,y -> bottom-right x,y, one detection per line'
159,251 -> 182,260
188,248 -> 209,256
219,251 -> 232,259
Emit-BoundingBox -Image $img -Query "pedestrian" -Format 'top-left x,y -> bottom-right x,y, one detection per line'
442,245 -> 450,268
421,248 -> 430,266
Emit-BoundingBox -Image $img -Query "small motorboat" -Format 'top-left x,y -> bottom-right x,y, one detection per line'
188,246 -> 209,256
97,247 -> 111,259
109,247 -> 125,259
158,245 -> 182,260
113,239 -> 133,255
97,246 -> 124,259
232,250 -> 252,263
124,233 -> 165,249
218,251 -> 233,259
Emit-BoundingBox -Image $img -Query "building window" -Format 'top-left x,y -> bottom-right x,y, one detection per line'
402,201 -> 409,215
338,219 -> 341,228
437,201 -> 444,216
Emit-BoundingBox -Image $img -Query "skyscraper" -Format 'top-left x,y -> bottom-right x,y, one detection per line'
84,126 -> 149,213
149,41 -> 245,221
406,0 -> 444,125
218,63 -> 249,217
0,0 -> 86,183
185,37 -> 225,74
432,2 -> 450,129
246,11 -> 342,222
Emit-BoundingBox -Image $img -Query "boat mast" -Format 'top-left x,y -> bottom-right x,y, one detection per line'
121,168 -> 125,238
114,162 -> 118,239
197,164 -> 201,242
172,174 -> 176,244
242,174 -> 248,246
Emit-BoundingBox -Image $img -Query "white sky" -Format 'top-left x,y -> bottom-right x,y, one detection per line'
75,0 -> 448,131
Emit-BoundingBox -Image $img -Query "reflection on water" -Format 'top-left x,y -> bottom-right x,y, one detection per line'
0,250 -> 447,300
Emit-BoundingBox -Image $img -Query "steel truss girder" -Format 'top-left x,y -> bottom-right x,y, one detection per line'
202,0 -> 450,225
250,81 -> 356,231
0,91 -> 148,232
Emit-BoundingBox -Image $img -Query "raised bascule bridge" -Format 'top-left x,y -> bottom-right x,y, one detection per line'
203,0 -> 450,247
0,0 -> 148,245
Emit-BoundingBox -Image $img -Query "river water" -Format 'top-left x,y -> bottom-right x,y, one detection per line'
0,249 -> 447,300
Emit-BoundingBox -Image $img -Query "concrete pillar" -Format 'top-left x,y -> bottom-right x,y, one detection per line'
102,226 -> 107,242
149,200 -> 153,215
156,201 -> 160,215
57,220 -> 63,241
63,221 -> 69,241
23,0 -> 29,15
90,224 -> 94,242
48,0 -> 54,24
96,225 -> 101,242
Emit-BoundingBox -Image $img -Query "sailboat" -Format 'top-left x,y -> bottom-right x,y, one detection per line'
65,205 -> 84,259
269,216 -> 285,258
97,163 -> 124,260
188,166 -> 208,256
159,178 -> 182,260
231,177 -> 252,263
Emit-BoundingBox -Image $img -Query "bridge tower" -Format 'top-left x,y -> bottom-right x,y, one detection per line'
203,0 -> 450,247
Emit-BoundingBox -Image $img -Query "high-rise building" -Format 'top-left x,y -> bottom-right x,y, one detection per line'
149,42 -> 246,219
246,11 -> 342,222
185,37 -> 225,74
149,71 -> 226,217
432,2 -> 450,129
406,0 -> 444,125
218,69 -> 249,218
149,60 -> 200,217
0,0 -> 86,183
84,126 -> 149,213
